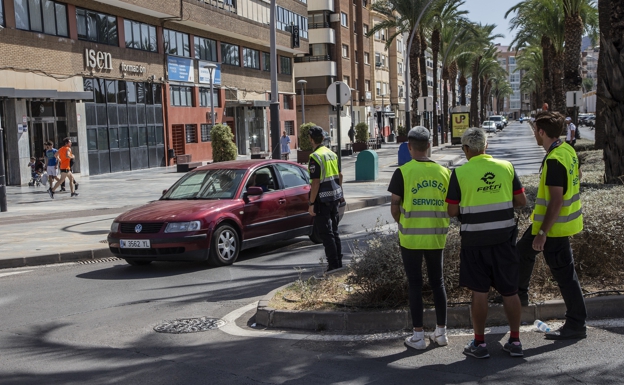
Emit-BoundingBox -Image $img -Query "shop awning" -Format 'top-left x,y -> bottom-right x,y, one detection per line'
0,88 -> 92,101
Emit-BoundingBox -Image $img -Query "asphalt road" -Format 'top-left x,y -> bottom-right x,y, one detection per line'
3,125 -> 622,385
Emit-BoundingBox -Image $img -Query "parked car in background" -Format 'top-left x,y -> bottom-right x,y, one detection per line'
579,114 -> 595,127
489,115 -> 505,130
108,160 -> 345,267
482,121 -> 498,133
502,116 -> 509,127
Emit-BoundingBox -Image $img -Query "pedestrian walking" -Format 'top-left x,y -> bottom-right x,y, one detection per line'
518,111 -> 587,340
387,126 -> 450,350
48,137 -> 78,198
43,141 -> 59,189
565,117 -> 577,148
446,128 -> 527,359
348,127 -> 355,144
280,131 -> 291,160
307,125 -> 344,272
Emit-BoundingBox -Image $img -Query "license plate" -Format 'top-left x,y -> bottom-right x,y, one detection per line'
120,239 -> 151,249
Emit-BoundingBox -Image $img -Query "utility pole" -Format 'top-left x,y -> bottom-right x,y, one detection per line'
0,124 -> 7,212
269,0 -> 281,159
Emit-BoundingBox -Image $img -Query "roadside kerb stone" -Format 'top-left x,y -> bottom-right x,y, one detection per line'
256,282 -> 624,332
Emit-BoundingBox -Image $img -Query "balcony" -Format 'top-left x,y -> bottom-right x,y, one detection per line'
309,28 -> 335,45
308,0 -> 334,12
294,60 -> 337,77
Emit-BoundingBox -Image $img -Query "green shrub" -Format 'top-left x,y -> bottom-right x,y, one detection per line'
298,122 -> 317,151
211,124 -> 238,163
355,122 -> 369,143
397,125 -> 407,137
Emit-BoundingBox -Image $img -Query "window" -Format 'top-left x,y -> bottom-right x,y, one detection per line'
276,6 -> 308,39
365,80 -> 370,92
164,29 -> 190,57
194,36 -> 217,61
0,0 -> 4,26
383,82 -> 387,95
262,52 -> 270,71
343,76 -> 350,86
340,12 -> 347,27
221,43 -> 240,66
186,124 -> 197,143
15,0 -> 68,36
284,121 -> 295,135
374,28 -> 380,39
124,20 -> 156,52
398,85 -> 404,97
363,24 -> 368,35
170,86 -> 193,107
199,87 -> 219,108
243,48 -> 260,69
276,163 -> 308,188
283,95 -> 293,110
397,39 -> 403,53
375,52 -> 381,66
381,29 -> 386,41
376,82 -> 381,96
353,20 -> 357,32
509,57 -> 516,65
364,52 -> 370,64
200,124 -> 212,142
398,61 -> 403,74
76,8 -> 117,45
381,54 -> 386,67
342,44 -> 349,58
280,56 -> 291,75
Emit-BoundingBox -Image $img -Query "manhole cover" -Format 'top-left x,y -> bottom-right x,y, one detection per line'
154,317 -> 226,334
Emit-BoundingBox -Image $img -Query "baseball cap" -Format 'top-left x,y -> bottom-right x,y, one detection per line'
565,117 -> 572,121
308,125 -> 324,138
407,126 -> 430,141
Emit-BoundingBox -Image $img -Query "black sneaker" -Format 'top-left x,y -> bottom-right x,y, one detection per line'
503,340 -> 524,357
74,183 -> 79,190
60,187 -> 66,192
545,326 -> 587,340
47,189 -> 54,199
463,340 -> 489,359
71,192 -> 79,197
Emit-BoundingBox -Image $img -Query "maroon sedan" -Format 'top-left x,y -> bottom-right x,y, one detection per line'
108,160 -> 342,266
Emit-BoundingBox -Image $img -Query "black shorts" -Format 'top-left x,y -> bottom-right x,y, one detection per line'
459,240 -> 519,296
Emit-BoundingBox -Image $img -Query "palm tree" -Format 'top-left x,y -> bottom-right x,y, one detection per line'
600,0 -> 624,184
562,0 -> 598,93
594,0 -> 609,151
516,45 -> 544,113
491,77 -> 514,114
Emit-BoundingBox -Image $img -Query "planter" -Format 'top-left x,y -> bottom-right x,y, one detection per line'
297,150 -> 313,164
352,142 -> 368,153
396,135 -> 408,143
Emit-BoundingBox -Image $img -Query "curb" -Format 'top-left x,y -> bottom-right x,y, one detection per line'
256,282 -> 624,332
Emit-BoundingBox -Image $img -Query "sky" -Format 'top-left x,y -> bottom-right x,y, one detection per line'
458,0 -> 520,46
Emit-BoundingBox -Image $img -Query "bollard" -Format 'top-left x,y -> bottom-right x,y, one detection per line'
398,142 -> 411,166
355,150 -> 378,181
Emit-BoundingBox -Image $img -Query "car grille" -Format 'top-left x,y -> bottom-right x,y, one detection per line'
120,223 -> 164,234
109,247 -> 185,256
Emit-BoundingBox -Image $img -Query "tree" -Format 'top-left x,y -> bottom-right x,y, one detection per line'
594,0 -> 609,151
600,0 -> 624,184
562,0 -> 599,94
211,124 -> 238,163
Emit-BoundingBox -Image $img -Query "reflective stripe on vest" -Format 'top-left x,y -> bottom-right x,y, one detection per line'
398,160 -> 450,250
454,154 -> 516,234
309,145 -> 343,202
531,143 -> 583,237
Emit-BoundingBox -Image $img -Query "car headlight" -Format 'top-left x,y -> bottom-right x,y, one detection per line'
110,222 -> 119,233
164,221 -> 201,233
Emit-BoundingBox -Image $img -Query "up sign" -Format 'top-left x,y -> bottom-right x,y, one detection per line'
85,49 -> 113,71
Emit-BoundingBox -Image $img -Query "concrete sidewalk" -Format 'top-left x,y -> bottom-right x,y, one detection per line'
0,142 -> 464,269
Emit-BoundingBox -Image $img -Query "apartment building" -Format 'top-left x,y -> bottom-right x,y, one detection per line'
581,45 -> 598,91
496,45 -> 522,119
0,0 -> 307,185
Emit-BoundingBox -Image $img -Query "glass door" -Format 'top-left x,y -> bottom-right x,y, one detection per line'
30,121 -> 55,160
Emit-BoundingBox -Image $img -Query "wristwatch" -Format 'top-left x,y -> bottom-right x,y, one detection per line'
309,201 -> 315,206
538,229 -> 546,236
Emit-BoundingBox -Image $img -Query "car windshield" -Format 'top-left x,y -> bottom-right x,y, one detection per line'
161,169 -> 245,200
490,116 -> 502,121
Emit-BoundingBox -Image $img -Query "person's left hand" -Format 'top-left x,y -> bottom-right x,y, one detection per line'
308,205 -> 316,217
532,234 -> 547,251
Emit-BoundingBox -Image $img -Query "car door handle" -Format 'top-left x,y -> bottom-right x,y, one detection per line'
278,199 -> 286,204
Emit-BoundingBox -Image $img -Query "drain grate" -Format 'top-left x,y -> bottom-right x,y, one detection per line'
78,257 -> 121,265
99,240 -> 108,243
154,317 -> 226,334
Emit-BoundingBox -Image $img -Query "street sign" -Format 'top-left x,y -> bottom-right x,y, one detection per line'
291,25 -> 300,49
451,112 -> 470,145
326,81 -> 351,106
417,96 -> 433,112
566,91 -> 583,107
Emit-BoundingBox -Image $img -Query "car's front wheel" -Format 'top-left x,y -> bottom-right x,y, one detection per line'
209,224 -> 240,266
125,259 -> 152,266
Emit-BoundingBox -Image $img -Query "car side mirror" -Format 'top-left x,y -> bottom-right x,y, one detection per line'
246,186 -> 264,196
162,189 -> 168,196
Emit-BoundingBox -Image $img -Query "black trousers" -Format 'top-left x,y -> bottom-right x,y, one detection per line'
313,201 -> 342,268
400,247 -> 447,328
517,226 -> 587,330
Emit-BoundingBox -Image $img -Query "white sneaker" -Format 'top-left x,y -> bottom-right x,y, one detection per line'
405,331 -> 427,350
429,327 -> 448,346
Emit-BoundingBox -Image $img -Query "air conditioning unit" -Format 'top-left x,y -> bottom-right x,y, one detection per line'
375,62 -> 382,67
365,91 -> 372,100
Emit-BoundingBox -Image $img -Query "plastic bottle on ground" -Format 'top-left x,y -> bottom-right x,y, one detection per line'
534,319 -> 551,333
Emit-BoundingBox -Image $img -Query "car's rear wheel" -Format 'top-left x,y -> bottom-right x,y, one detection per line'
125,259 -> 152,266
209,224 -> 240,266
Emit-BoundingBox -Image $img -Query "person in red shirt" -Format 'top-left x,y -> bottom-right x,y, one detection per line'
48,137 -> 78,198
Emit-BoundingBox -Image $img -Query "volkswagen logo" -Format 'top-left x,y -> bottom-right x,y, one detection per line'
135,224 -> 143,233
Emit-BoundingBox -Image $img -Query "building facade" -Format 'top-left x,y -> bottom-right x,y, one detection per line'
496,45 -> 522,119
0,0 -> 308,185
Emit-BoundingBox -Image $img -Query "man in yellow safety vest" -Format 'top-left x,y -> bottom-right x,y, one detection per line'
388,126 -> 450,350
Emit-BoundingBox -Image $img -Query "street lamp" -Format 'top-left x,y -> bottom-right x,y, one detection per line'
379,93 -> 385,141
350,87 -> 356,143
297,79 -> 307,126
203,62 -> 217,127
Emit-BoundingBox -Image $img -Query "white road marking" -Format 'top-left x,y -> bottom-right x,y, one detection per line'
0,270 -> 32,278
220,302 -> 624,342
